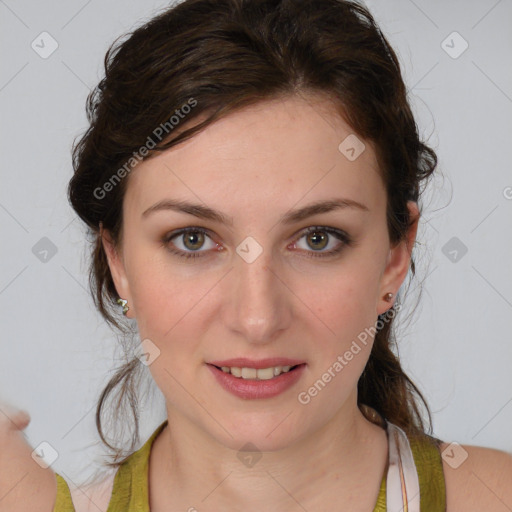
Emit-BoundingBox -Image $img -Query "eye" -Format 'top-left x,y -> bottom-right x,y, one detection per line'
162,227 -> 220,260
292,226 -> 352,258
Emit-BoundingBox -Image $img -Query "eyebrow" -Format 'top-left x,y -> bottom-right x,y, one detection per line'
141,197 -> 369,225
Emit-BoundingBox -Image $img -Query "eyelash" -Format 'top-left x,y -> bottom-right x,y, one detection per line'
161,226 -> 352,261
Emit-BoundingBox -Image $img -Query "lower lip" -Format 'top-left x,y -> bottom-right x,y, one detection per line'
206,364 -> 306,399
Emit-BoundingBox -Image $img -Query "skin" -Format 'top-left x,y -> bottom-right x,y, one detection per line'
0,405 -> 58,512
102,92 -> 417,511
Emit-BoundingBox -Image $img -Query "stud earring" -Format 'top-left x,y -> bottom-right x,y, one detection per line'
383,292 -> 393,302
116,298 -> 129,315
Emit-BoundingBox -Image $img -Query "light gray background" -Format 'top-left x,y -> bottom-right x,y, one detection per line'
1,0 -> 511,486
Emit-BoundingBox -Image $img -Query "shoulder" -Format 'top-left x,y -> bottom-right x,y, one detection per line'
0,414 -> 57,512
0,410 -> 115,512
439,441 -> 512,511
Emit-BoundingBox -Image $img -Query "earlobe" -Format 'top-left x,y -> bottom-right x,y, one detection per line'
100,223 -> 133,316
377,201 -> 419,315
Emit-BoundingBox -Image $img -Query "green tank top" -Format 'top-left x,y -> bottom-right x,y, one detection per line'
53,420 -> 446,511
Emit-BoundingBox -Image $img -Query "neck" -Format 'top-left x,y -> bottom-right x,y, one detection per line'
149,394 -> 388,511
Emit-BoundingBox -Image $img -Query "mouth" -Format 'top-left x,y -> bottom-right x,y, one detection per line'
206,362 -> 307,399
208,363 -> 305,380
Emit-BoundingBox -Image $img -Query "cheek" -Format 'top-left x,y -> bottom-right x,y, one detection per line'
303,264 -> 382,376
126,251 -> 219,355
312,262 -> 381,328
301,290 -> 377,408
128,269 -> 208,393
131,272 -> 200,340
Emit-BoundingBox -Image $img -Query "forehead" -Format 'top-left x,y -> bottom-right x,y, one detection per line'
125,94 -> 385,220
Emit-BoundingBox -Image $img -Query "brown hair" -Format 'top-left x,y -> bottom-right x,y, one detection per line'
68,0 -> 438,466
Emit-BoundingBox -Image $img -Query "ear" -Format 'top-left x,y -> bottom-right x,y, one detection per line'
376,201 -> 419,316
100,223 -> 134,318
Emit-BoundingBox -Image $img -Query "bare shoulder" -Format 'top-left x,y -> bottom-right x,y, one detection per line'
0,415 -> 57,512
439,441 -> 512,511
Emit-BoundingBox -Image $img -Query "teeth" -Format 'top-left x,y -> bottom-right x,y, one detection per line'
220,365 -> 294,380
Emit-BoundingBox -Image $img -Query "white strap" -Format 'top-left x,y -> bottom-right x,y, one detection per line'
386,422 -> 420,512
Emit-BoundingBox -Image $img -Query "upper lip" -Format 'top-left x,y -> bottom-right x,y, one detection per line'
208,358 -> 306,369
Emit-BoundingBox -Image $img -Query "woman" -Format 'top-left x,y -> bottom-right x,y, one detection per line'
2,0 -> 511,510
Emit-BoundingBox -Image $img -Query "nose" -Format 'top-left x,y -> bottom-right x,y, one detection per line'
223,248 -> 292,345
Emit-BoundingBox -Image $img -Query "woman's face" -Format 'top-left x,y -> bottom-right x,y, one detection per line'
104,93 -> 418,451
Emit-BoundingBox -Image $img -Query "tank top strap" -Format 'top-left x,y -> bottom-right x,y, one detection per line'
52,421 -> 168,512
53,472 -> 75,511
383,421 -> 446,512
408,431 -> 447,511
106,420 -> 168,512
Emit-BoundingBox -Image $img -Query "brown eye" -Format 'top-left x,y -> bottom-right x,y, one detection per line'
294,226 -> 352,259
182,230 -> 206,251
163,227 -> 218,260
305,231 -> 329,251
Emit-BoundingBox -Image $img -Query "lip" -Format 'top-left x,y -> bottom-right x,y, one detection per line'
208,357 -> 306,369
206,363 -> 307,399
